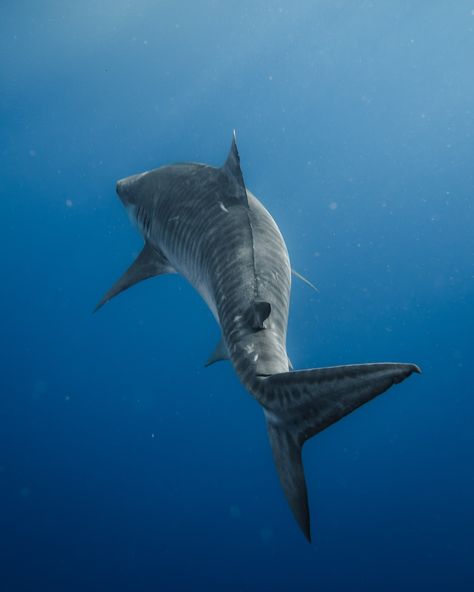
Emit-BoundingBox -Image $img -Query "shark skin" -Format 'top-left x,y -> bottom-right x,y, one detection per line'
96,133 -> 420,541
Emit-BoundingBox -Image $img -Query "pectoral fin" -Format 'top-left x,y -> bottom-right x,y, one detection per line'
94,242 -> 175,312
291,269 -> 319,293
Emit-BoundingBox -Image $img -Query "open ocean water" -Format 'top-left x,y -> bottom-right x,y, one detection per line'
1,2 -> 473,591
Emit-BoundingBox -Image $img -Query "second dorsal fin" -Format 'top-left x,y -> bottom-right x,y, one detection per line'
246,301 -> 271,331
222,131 -> 248,207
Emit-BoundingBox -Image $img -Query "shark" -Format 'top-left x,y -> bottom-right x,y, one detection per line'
96,133 -> 420,541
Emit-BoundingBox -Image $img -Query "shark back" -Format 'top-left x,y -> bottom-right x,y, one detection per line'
96,134 -> 420,542
116,142 -> 292,382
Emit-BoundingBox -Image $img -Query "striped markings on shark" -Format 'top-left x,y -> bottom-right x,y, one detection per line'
95,133 -> 420,541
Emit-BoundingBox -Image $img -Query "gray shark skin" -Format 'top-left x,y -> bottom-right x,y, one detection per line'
96,134 -> 420,541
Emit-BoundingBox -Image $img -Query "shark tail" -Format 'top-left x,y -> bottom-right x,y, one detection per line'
261,362 -> 420,542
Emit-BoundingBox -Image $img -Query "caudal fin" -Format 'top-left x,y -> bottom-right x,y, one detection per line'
262,362 -> 420,541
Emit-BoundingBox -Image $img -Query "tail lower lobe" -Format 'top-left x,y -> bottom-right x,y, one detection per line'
262,362 -> 421,541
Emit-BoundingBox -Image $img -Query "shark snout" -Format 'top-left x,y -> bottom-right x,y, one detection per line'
116,176 -> 133,203
115,174 -> 138,205
115,178 -> 126,200
116,171 -> 149,205
115,178 -> 125,193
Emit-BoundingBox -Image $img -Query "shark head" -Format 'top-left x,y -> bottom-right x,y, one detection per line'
116,171 -> 155,238
116,172 -> 149,206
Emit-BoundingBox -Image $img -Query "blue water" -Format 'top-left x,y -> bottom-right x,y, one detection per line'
1,2 -> 473,590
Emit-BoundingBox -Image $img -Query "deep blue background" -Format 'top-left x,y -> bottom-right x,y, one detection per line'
1,2 -> 473,590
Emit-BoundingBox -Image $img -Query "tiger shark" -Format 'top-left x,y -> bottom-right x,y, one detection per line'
96,133 -> 420,541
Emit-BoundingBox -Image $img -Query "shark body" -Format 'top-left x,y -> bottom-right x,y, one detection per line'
96,135 -> 420,541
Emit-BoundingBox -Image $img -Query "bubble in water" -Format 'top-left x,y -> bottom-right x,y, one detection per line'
32,379 -> 47,400
259,527 -> 273,542
230,505 -> 241,519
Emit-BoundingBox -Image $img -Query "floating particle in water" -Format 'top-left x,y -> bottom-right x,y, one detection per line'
66,199 -> 73,208
259,527 -> 273,542
230,505 -> 241,519
29,149 -> 36,157
329,201 -> 338,210
32,379 -> 48,400
20,487 -> 31,499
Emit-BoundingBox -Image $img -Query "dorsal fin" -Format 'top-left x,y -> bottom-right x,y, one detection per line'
94,242 -> 175,312
221,130 -> 248,207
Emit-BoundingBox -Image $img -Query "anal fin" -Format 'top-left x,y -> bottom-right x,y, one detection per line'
94,242 -> 175,312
